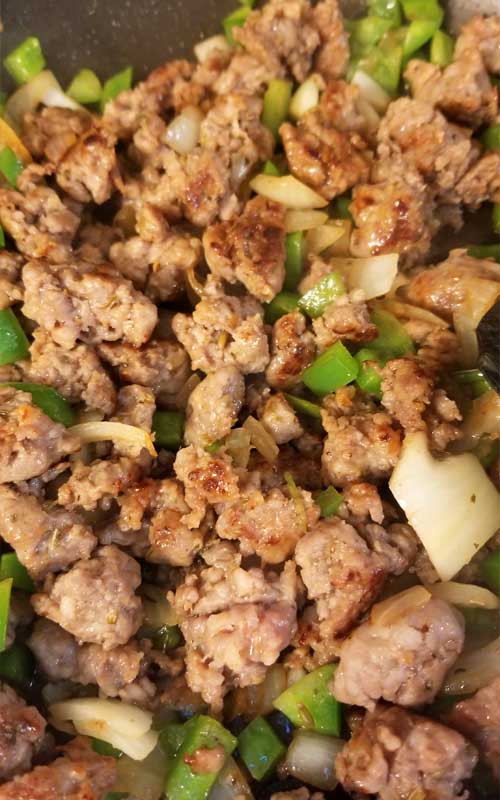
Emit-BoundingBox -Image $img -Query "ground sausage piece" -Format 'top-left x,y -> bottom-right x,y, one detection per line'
0,683 -> 46,783
58,456 -> 144,511
310,0 -> 349,80
380,357 -> 433,432
0,251 -> 24,309
455,150 -> 500,209
333,597 -> 465,709
145,479 -> 207,566
22,260 -> 158,349
203,196 -> 286,302
455,14 -> 500,75
111,385 -> 156,436
174,445 -> 240,528
313,291 -> 377,349
259,394 -> 303,444
266,312 -> 316,390
0,386 -> 80,484
447,676 -> 500,781
56,130 -> 117,205
336,705 -> 477,800
0,736 -> 116,800
98,338 -> 190,401
184,366 -> 245,448
0,164 -> 80,263
22,329 -> 116,415
32,545 -> 143,650
22,106 -> 93,163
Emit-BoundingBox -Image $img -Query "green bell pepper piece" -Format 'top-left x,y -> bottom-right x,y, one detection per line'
223,5 -> 251,45
473,437 -> 499,469
262,79 -> 293,139
481,123 -> 500,151
0,147 -> 24,187
153,624 -> 183,653
430,30 -> 454,66
104,794 -> 129,800
165,715 -> 237,800
481,550 -> 500,596
401,0 -> 444,23
4,37 -> 46,85
492,204 -> 500,235
403,19 -> 440,58
273,663 -> 341,735
0,579 -> 13,653
238,717 -> 286,781
298,272 -> 345,319
303,341 -> 359,397
263,160 -> 281,177
358,29 -> 405,94
355,349 -> 383,397
333,194 -> 353,221
349,16 -> 395,58
67,68 -> 102,104
0,226 -> 5,248
100,66 -> 133,111
284,232 -> 305,291
91,738 -> 124,759
0,309 -> 29,366
0,553 -> 34,592
369,309 -> 415,358
0,642 -> 33,683
453,369 -> 491,398
264,291 -> 300,324
1,382 -> 75,427
152,411 -> 184,451
467,243 -> 500,263
284,393 -> 322,420
314,486 -> 343,518
367,0 -> 402,25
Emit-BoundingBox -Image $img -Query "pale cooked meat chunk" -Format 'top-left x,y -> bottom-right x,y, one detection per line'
0,251 -> 24,309
336,705 -> 477,800
22,328 -> 116,415
203,196 -> 286,302
266,312 -> 316,390
259,394 -> 303,444
32,545 -> 143,650
447,676 -> 500,781
455,150 -> 500,209
184,366 -> 245,448
22,106 -> 93,163
98,338 -> 190,400
313,291 -> 377,349
56,130 -> 117,205
0,737 -> 116,800
0,386 -> 80,484
341,482 -> 384,524
174,445 -> 240,528
210,52 -> 272,96
22,260 -> 158,349
58,456 -> 143,511
333,597 -> 465,709
310,0 -> 349,80
0,164 -> 80,263
0,484 -> 96,579
455,14 -> 500,74
111,385 -> 156,434
380,357 -> 432,431
0,683 -> 46,782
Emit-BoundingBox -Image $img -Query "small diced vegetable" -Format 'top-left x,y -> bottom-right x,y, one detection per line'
467,243 -> 500,263
492,203 -> 500,235
0,553 -> 34,592
0,642 -> 33,683
289,76 -> 321,120
67,68 -> 102,104
284,730 -> 344,791
0,309 -> 30,366
92,738 -> 124,759
0,579 -> 13,653
238,717 -> 286,780
403,18 -> 440,58
400,0 -> 444,23
152,411 -> 184,451
0,146 -> 23,186
4,37 -> 46,85
298,272 -> 345,319
369,308 -> 415,357
352,69 -> 391,113
264,291 -> 300,324
4,70 -> 81,132
355,348 -> 383,396
333,194 -> 353,220
153,624 -> 182,653
69,421 -> 157,456
243,416 -> 279,463
357,29 -> 405,95
481,123 -> 500,151
430,30 -> 454,66
273,663 -> 342,735
262,160 -> 281,176
481,550 -> 500,596
250,174 -> 328,209
284,393 -> 322,420
442,636 -> 500,696
302,341 -> 359,396
210,757 -> 253,800
194,34 -> 232,64
330,253 -> 398,300
314,486 -> 343,518
1,382 -> 75,427
262,79 -> 293,139
284,232 -> 305,290
100,66 -> 133,111
367,0 -> 402,25
223,6 -> 251,45
454,369 -> 491,398
0,226 -> 5,248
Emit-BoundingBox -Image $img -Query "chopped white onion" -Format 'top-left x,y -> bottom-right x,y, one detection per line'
284,730 -> 344,791
289,75 -> 322,120
165,106 -> 203,155
453,309 -> 479,368
76,719 -> 159,761
460,390 -> 500,450
306,223 -> 345,256
243,415 -> 279,463
142,584 -> 178,627
194,34 -> 232,64
389,432 -> 500,581
352,69 -> 391,113
443,636 -> 500,695
69,421 -> 157,457
328,220 -> 352,257
225,427 -> 251,469
50,697 -> 153,737
0,117 -> 32,164
5,69 -> 82,131
284,209 -> 329,233
371,586 -> 431,626
210,757 -> 254,800
381,298 -> 449,328
427,581 -> 499,609
112,745 -> 167,800
330,253 -> 398,300
250,174 -> 328,209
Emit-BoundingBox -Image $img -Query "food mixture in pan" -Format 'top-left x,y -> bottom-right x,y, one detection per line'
0,0 -> 499,798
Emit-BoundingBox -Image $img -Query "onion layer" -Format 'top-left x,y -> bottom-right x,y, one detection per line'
330,253 -> 398,300
371,586 -> 431,626
69,421 -> 157,457
243,416 -> 279,463
442,636 -> 500,695
284,209 -> 329,233
427,581 -> 499,609
166,106 -> 203,155
283,731 -> 344,791
250,174 -> 328,209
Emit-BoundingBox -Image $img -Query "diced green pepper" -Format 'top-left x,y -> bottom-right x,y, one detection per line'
400,0 -> 444,24
467,243 -> 500,263
1,382 -> 75,427
263,160 -> 281,176
0,642 -> 33,683
152,411 -> 184,451
205,439 -> 223,454
403,19 -> 440,58
100,66 -> 133,112
92,738 -> 124,759
4,37 -> 46,85
284,393 -> 322,420
104,794 -> 129,800
284,232 -> 305,291
0,91 -> 6,117
430,30 -> 454,66
0,226 -> 5,248
355,349 -> 383,397
350,16 -> 395,59
302,341 -> 359,397
333,194 -> 353,221
461,607 -> 499,638
238,717 -> 286,781
153,624 -> 183,653
262,79 -> 293,139
369,309 -> 415,358
160,720 -> 189,761
367,0 -> 402,25
314,486 -> 343,518
0,309 -> 30,366
298,272 -> 345,319
165,715 -> 237,800
223,6 -> 251,45
481,124 -> 500,151
273,663 -> 342,736
481,550 -> 500,596
358,29 -> 405,94
0,147 -> 23,187
492,204 -> 500,235
0,578 -> 13,653
453,369 -> 491,398
473,437 -> 499,469
264,291 -> 300,324
0,553 -> 34,592
67,68 -> 102,104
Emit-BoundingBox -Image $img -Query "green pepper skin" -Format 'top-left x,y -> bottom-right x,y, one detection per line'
0,553 -> 34,593
273,663 -> 342,736
100,66 -> 133,111
481,550 -> 500,596
284,232 -> 305,291
264,292 -> 301,324
4,37 -> 46,84
0,382 -> 75,427
223,6 -> 251,45
262,79 -> 293,139
0,579 -> 13,653
284,393 -> 322,420
67,69 -> 102,104
238,717 -> 286,780
369,309 -> 415,358
0,642 -> 33,684
0,310 -> 30,366
481,124 -> 500,151
152,411 -> 185,451
314,486 -> 343,518
263,160 -> 281,177
468,244 -> 500,263
0,147 -> 23,187
302,341 -> 359,396
430,30 -> 454,66
298,272 -> 345,319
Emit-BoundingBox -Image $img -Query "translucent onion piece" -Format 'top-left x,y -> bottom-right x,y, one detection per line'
453,309 -> 479,368
328,220 -> 352,257
289,75 -> 322,120
462,278 -> 500,330
371,585 -> 431,627
243,415 -> 279,463
194,34 -> 232,64
69,421 -> 157,456
5,69 -> 82,130
284,209 -> 329,233
210,757 -> 254,800
250,174 -> 328,209
185,266 -> 207,298
442,637 -> 500,695
50,697 -> 153,738
330,254 -> 398,300
165,106 -> 203,155
225,427 -> 251,469
112,745 -> 167,800
75,718 -> 159,761
284,730 -> 344,791
460,390 -> 500,450
381,298 -> 448,328
284,471 -> 308,533
427,581 -> 499,609
389,432 -> 500,581
352,69 -> 391,113
75,407 -> 105,424
306,223 -> 344,256
0,117 -> 32,164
